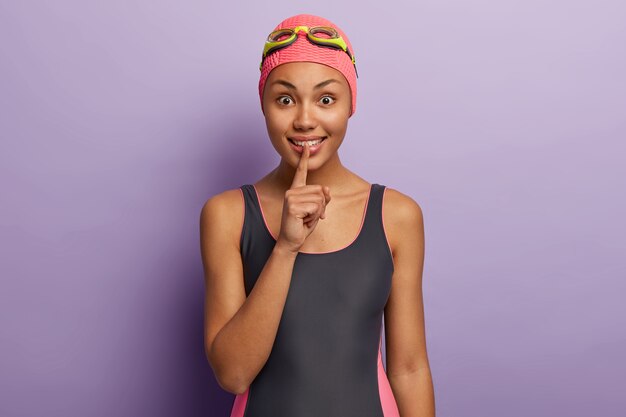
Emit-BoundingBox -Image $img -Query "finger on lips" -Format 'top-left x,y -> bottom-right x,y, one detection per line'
290,142 -> 309,189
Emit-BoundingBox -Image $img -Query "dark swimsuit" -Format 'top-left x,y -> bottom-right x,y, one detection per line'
229,183 -> 400,417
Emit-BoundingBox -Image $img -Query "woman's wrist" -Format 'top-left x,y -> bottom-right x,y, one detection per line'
272,240 -> 300,258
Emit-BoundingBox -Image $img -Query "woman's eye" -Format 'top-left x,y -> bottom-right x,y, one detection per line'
277,96 -> 293,105
320,95 -> 335,105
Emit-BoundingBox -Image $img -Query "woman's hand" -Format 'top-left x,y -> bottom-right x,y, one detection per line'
276,143 -> 331,254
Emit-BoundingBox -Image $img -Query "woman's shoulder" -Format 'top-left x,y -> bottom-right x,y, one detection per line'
199,187 -> 247,249
381,186 -> 424,253
201,186 -> 246,214
381,185 -> 423,218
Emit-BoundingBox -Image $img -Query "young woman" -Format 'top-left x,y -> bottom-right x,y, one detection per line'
200,13 -> 435,417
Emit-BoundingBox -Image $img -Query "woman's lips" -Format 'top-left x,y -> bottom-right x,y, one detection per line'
288,137 -> 327,155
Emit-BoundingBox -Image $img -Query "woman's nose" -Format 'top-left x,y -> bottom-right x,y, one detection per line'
293,103 -> 317,130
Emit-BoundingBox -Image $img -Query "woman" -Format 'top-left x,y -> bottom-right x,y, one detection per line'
200,13 -> 435,417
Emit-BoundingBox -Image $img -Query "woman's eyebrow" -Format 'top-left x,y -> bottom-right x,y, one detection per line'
271,79 -> 340,90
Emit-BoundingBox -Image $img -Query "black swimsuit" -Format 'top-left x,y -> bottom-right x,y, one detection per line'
229,183 -> 400,417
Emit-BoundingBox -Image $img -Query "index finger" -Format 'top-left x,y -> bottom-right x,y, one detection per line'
290,142 -> 310,189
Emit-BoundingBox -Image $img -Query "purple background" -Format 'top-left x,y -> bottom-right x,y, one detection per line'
1,1 -> 625,416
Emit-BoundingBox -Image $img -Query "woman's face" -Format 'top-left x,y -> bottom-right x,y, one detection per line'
262,62 -> 352,169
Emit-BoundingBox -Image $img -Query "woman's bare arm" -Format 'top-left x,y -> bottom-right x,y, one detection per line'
200,190 -> 298,394
383,188 -> 435,417
200,144 -> 329,395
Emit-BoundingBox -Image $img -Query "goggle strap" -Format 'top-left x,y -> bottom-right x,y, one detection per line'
305,40 -> 358,77
264,40 -> 294,57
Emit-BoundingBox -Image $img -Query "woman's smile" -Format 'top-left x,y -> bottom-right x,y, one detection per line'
287,136 -> 328,154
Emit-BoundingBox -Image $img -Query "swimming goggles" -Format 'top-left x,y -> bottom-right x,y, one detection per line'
259,25 -> 358,78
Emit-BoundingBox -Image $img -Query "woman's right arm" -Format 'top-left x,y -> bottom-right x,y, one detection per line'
200,144 -> 329,395
199,190 -> 298,395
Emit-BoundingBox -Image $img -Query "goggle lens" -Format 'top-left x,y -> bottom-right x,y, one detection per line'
268,29 -> 294,42
308,27 -> 338,39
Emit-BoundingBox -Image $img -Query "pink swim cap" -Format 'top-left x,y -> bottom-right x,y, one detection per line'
259,14 -> 358,116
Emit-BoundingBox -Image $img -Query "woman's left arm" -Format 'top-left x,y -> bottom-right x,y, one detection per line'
382,188 -> 435,417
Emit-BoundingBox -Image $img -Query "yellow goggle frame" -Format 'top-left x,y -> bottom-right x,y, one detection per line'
259,25 -> 358,78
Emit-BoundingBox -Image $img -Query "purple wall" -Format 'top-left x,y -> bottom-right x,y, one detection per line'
1,1 -> 624,416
